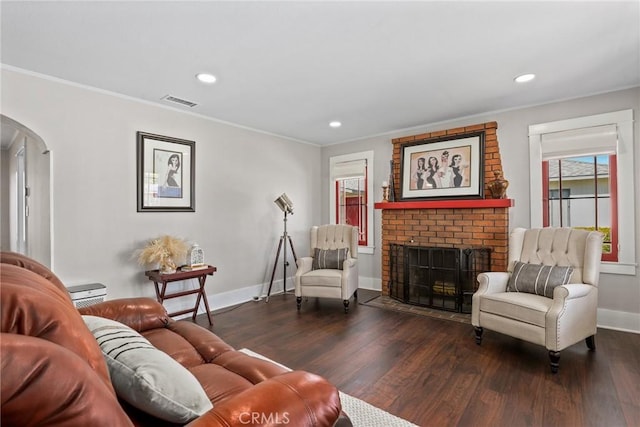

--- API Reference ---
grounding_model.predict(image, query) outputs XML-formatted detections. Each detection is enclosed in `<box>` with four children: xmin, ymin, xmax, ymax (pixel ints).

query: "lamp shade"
<box><xmin>274</xmin><ymin>193</ymin><xmax>294</xmax><ymax>215</ymax></box>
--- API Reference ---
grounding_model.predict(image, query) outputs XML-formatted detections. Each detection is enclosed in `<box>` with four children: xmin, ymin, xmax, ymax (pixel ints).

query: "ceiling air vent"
<box><xmin>161</xmin><ymin>95</ymin><xmax>198</xmax><ymax>108</ymax></box>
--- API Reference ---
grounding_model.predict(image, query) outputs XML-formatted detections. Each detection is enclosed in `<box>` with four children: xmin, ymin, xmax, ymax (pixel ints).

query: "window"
<box><xmin>330</xmin><ymin>151</ymin><xmax>374</xmax><ymax>254</ymax></box>
<box><xmin>529</xmin><ymin>110</ymin><xmax>635</xmax><ymax>275</ymax></box>
<box><xmin>542</xmin><ymin>155</ymin><xmax>618</xmax><ymax>261</ymax></box>
<box><xmin>336</xmin><ymin>176</ymin><xmax>367</xmax><ymax>245</ymax></box>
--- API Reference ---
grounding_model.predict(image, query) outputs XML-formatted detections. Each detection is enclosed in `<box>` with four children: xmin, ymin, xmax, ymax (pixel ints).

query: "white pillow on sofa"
<box><xmin>82</xmin><ymin>315</ymin><xmax>212</xmax><ymax>423</ymax></box>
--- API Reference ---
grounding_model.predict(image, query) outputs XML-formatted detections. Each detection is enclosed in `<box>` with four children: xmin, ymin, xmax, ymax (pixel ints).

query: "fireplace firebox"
<box><xmin>388</xmin><ymin>244</ymin><xmax>490</xmax><ymax>313</ymax></box>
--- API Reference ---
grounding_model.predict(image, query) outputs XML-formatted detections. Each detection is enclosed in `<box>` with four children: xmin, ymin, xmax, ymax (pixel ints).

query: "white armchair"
<box><xmin>472</xmin><ymin>227</ymin><xmax>603</xmax><ymax>373</ymax></box>
<box><xmin>295</xmin><ymin>224</ymin><xmax>359</xmax><ymax>313</ymax></box>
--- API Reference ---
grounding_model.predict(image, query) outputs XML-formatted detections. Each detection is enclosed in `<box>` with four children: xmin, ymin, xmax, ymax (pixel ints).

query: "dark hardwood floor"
<box><xmin>196</xmin><ymin>290</ymin><xmax>640</xmax><ymax>427</ymax></box>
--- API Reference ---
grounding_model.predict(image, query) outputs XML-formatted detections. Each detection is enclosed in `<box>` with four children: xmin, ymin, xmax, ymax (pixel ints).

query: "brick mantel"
<box><xmin>375</xmin><ymin>199</ymin><xmax>514</xmax><ymax>210</ymax></box>
<box><xmin>379</xmin><ymin>122</ymin><xmax>512</xmax><ymax>297</ymax></box>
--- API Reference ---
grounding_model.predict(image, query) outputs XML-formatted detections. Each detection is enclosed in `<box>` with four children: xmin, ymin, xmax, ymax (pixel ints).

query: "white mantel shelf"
<box><xmin>374</xmin><ymin>199</ymin><xmax>515</xmax><ymax>210</ymax></box>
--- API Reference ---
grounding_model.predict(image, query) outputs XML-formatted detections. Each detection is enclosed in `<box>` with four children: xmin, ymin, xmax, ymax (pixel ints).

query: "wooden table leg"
<box><xmin>190</xmin><ymin>276</ymin><xmax>213</xmax><ymax>325</ymax></box>
<box><xmin>145</xmin><ymin>266</ymin><xmax>217</xmax><ymax>325</ymax></box>
<box><xmin>198</xmin><ymin>275</ymin><xmax>213</xmax><ymax>325</ymax></box>
<box><xmin>153</xmin><ymin>281</ymin><xmax>162</xmax><ymax>302</ymax></box>
<box><xmin>192</xmin><ymin>286</ymin><xmax>203</xmax><ymax>322</ymax></box>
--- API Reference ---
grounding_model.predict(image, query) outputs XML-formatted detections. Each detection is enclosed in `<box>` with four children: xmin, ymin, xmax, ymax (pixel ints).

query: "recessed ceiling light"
<box><xmin>514</xmin><ymin>73</ymin><xmax>536</xmax><ymax>83</ymax></box>
<box><xmin>196</xmin><ymin>73</ymin><xmax>217</xmax><ymax>84</ymax></box>
<box><xmin>329</xmin><ymin>121</ymin><xmax>342</xmax><ymax>128</ymax></box>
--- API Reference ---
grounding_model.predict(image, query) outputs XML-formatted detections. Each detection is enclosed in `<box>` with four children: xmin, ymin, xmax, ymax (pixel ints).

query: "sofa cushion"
<box><xmin>83</xmin><ymin>315</ymin><xmax>213</xmax><ymax>423</ymax></box>
<box><xmin>507</xmin><ymin>261</ymin><xmax>573</xmax><ymax>298</ymax></box>
<box><xmin>312</xmin><ymin>248</ymin><xmax>349</xmax><ymax>270</ymax></box>
<box><xmin>0</xmin><ymin>264</ymin><xmax>114</xmax><ymax>395</ymax></box>
<box><xmin>0</xmin><ymin>333</ymin><xmax>133</xmax><ymax>427</ymax></box>
<box><xmin>300</xmin><ymin>269</ymin><xmax>343</xmax><ymax>287</ymax></box>
<box><xmin>479</xmin><ymin>292</ymin><xmax>552</xmax><ymax>327</ymax></box>
<box><xmin>0</xmin><ymin>251</ymin><xmax>68</xmax><ymax>299</ymax></box>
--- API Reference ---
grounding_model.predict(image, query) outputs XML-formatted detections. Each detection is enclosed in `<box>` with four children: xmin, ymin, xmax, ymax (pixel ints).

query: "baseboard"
<box><xmin>357</xmin><ymin>276</ymin><xmax>382</xmax><ymax>291</ymax></box>
<box><xmin>163</xmin><ymin>277</ymin><xmax>293</xmax><ymax>321</ymax></box>
<box><xmin>163</xmin><ymin>275</ymin><xmax>379</xmax><ymax>320</ymax></box>
<box><xmin>597</xmin><ymin>308</ymin><xmax>640</xmax><ymax>334</ymax></box>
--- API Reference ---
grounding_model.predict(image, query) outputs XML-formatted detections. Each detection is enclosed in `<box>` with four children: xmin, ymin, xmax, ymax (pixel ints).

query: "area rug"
<box><xmin>360</xmin><ymin>295</ymin><xmax>471</xmax><ymax>324</ymax></box>
<box><xmin>239</xmin><ymin>348</ymin><xmax>418</xmax><ymax>427</ymax></box>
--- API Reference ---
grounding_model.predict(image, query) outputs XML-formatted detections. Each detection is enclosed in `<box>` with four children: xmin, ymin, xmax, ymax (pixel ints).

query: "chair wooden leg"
<box><xmin>343</xmin><ymin>299</ymin><xmax>350</xmax><ymax>313</ymax></box>
<box><xmin>586</xmin><ymin>335</ymin><xmax>596</xmax><ymax>351</ymax></box>
<box><xmin>353</xmin><ymin>289</ymin><xmax>358</xmax><ymax>300</ymax></box>
<box><xmin>474</xmin><ymin>327</ymin><xmax>483</xmax><ymax>345</ymax></box>
<box><xmin>549</xmin><ymin>351</ymin><xmax>560</xmax><ymax>374</ymax></box>
<box><xmin>296</xmin><ymin>297</ymin><xmax>302</xmax><ymax>311</ymax></box>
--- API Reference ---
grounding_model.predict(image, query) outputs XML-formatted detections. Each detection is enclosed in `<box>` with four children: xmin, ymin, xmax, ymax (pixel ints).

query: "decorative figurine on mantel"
<box><xmin>488</xmin><ymin>169</ymin><xmax>509</xmax><ymax>199</ymax></box>
<box><xmin>382</xmin><ymin>181</ymin><xmax>390</xmax><ymax>202</ymax></box>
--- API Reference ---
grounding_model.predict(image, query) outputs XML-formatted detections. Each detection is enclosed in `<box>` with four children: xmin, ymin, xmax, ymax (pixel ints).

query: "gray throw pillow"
<box><xmin>312</xmin><ymin>248</ymin><xmax>349</xmax><ymax>270</ymax></box>
<box><xmin>507</xmin><ymin>261</ymin><xmax>574</xmax><ymax>298</ymax></box>
<box><xmin>82</xmin><ymin>315</ymin><xmax>213</xmax><ymax>423</ymax></box>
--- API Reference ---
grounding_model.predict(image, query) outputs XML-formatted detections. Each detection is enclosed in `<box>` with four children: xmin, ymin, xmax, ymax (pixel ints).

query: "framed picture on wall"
<box><xmin>136</xmin><ymin>131</ymin><xmax>195</xmax><ymax>212</ymax></box>
<box><xmin>400</xmin><ymin>131</ymin><xmax>485</xmax><ymax>200</ymax></box>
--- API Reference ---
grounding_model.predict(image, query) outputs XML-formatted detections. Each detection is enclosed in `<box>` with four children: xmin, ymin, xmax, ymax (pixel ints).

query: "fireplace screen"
<box><xmin>388</xmin><ymin>244</ymin><xmax>490</xmax><ymax>313</ymax></box>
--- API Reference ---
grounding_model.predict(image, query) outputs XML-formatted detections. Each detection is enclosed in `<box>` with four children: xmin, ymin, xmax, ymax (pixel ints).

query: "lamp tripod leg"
<box><xmin>287</xmin><ymin>234</ymin><xmax>298</xmax><ymax>263</ymax></box>
<box><xmin>281</xmin><ymin>233</ymin><xmax>298</xmax><ymax>295</ymax></box>
<box><xmin>266</xmin><ymin>236</ymin><xmax>285</xmax><ymax>302</ymax></box>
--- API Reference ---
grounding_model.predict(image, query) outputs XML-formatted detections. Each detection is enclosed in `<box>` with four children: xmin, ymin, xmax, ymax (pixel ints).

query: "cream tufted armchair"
<box><xmin>295</xmin><ymin>224</ymin><xmax>359</xmax><ymax>313</ymax></box>
<box><xmin>472</xmin><ymin>227</ymin><xmax>603</xmax><ymax>373</ymax></box>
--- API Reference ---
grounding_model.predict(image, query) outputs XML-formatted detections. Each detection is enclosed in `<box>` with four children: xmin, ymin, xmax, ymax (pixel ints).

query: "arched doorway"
<box><xmin>1</xmin><ymin>115</ymin><xmax>52</xmax><ymax>267</ymax></box>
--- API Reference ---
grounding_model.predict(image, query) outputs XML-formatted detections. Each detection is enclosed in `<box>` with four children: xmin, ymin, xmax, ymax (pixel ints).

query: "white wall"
<box><xmin>1</xmin><ymin>68</ymin><xmax>322</xmax><ymax>311</ymax></box>
<box><xmin>322</xmin><ymin>87</ymin><xmax>640</xmax><ymax>332</ymax></box>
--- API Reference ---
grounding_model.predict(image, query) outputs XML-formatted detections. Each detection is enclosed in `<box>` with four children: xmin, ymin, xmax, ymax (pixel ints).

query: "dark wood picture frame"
<box><xmin>137</xmin><ymin>131</ymin><xmax>195</xmax><ymax>212</ymax></box>
<box><xmin>400</xmin><ymin>131</ymin><xmax>485</xmax><ymax>200</ymax></box>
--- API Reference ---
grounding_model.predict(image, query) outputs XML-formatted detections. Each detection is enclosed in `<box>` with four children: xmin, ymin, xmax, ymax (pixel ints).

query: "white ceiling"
<box><xmin>1</xmin><ymin>1</ymin><xmax>639</xmax><ymax>146</ymax></box>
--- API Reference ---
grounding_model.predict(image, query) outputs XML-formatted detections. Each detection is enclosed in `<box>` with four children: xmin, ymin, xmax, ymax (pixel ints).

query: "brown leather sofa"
<box><xmin>1</xmin><ymin>251</ymin><xmax>347</xmax><ymax>426</ymax></box>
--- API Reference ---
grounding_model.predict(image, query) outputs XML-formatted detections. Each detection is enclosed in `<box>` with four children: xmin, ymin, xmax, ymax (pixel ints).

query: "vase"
<box><xmin>488</xmin><ymin>170</ymin><xmax>509</xmax><ymax>199</ymax></box>
<box><xmin>159</xmin><ymin>257</ymin><xmax>177</xmax><ymax>274</ymax></box>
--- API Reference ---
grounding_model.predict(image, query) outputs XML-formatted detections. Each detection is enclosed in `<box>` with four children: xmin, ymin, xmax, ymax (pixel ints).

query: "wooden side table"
<box><xmin>145</xmin><ymin>266</ymin><xmax>217</xmax><ymax>325</ymax></box>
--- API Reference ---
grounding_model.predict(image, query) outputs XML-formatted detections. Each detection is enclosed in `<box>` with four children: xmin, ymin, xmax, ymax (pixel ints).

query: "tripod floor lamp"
<box><xmin>266</xmin><ymin>193</ymin><xmax>298</xmax><ymax>302</ymax></box>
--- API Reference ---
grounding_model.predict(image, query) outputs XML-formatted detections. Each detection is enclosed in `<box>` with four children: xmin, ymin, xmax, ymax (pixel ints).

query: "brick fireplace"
<box><xmin>375</xmin><ymin>122</ymin><xmax>514</xmax><ymax>297</ymax></box>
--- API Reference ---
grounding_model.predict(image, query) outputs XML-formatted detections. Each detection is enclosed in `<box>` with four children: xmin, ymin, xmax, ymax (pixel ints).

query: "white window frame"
<box><xmin>529</xmin><ymin>109</ymin><xmax>636</xmax><ymax>275</ymax></box>
<box><xmin>329</xmin><ymin>151</ymin><xmax>374</xmax><ymax>255</ymax></box>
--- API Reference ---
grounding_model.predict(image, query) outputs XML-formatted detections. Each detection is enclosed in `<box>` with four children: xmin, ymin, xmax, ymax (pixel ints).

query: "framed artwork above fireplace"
<box><xmin>400</xmin><ymin>131</ymin><xmax>485</xmax><ymax>200</ymax></box>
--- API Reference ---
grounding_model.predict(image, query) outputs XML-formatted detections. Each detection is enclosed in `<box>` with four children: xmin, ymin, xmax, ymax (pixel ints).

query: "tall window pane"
<box><xmin>336</xmin><ymin>176</ymin><xmax>367</xmax><ymax>245</ymax></box>
<box><xmin>543</xmin><ymin>155</ymin><xmax>616</xmax><ymax>260</ymax></box>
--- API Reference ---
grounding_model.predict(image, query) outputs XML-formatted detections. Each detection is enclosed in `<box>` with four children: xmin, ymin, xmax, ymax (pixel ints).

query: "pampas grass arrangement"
<box><xmin>137</xmin><ymin>235</ymin><xmax>189</xmax><ymax>273</ymax></box>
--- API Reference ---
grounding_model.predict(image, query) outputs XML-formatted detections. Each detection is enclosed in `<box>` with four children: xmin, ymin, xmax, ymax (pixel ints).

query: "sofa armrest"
<box><xmin>186</xmin><ymin>371</ymin><xmax>342</xmax><ymax>427</ymax></box>
<box><xmin>78</xmin><ymin>297</ymin><xmax>170</xmax><ymax>332</ymax></box>
<box><xmin>343</xmin><ymin>257</ymin><xmax>357</xmax><ymax>269</ymax></box>
<box><xmin>472</xmin><ymin>272</ymin><xmax>510</xmax><ymax>327</ymax></box>
<box><xmin>296</xmin><ymin>257</ymin><xmax>314</xmax><ymax>275</ymax></box>
<box><xmin>476</xmin><ymin>272</ymin><xmax>510</xmax><ymax>294</ymax></box>
<box><xmin>553</xmin><ymin>283</ymin><xmax>593</xmax><ymax>300</ymax></box>
<box><xmin>546</xmin><ymin>284</ymin><xmax>598</xmax><ymax>351</ymax></box>
<box><xmin>341</xmin><ymin>258</ymin><xmax>359</xmax><ymax>300</ymax></box>
<box><xmin>295</xmin><ymin>257</ymin><xmax>314</xmax><ymax>295</ymax></box>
